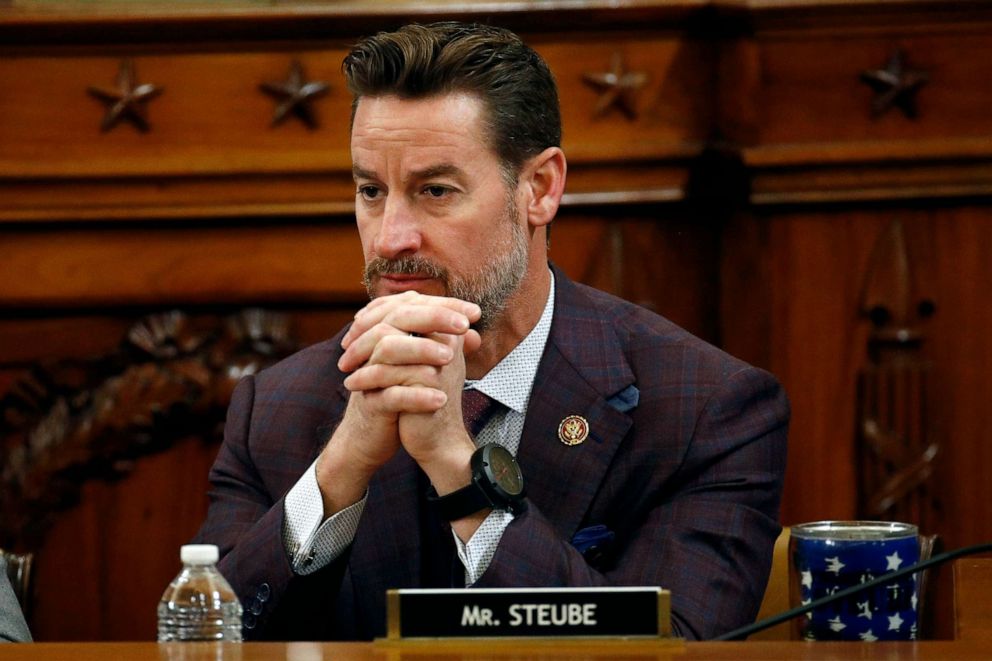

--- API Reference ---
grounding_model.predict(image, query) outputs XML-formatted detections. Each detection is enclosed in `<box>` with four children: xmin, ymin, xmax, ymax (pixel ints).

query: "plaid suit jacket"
<box><xmin>0</xmin><ymin>557</ymin><xmax>31</xmax><ymax>642</ymax></box>
<box><xmin>194</xmin><ymin>264</ymin><xmax>789</xmax><ymax>641</ymax></box>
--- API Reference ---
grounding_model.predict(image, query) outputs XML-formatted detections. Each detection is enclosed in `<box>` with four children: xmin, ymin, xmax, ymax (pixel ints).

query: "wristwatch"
<box><xmin>427</xmin><ymin>444</ymin><xmax>526</xmax><ymax>521</ymax></box>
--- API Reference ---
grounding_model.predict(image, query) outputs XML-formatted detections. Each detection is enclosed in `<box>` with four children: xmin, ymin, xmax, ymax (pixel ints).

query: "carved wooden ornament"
<box><xmin>259</xmin><ymin>60</ymin><xmax>330</xmax><ymax>129</ymax></box>
<box><xmin>859</xmin><ymin>50</ymin><xmax>929</xmax><ymax>119</ymax></box>
<box><xmin>0</xmin><ymin>309</ymin><xmax>297</xmax><ymax>548</ymax></box>
<box><xmin>86</xmin><ymin>59</ymin><xmax>163</xmax><ymax>133</ymax></box>
<box><xmin>856</xmin><ymin>220</ymin><xmax>939</xmax><ymax>531</ymax></box>
<box><xmin>582</xmin><ymin>52</ymin><xmax>648</xmax><ymax>120</ymax></box>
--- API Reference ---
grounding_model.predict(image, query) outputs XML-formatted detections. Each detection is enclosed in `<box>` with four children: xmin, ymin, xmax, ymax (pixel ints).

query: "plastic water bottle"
<box><xmin>157</xmin><ymin>544</ymin><xmax>243</xmax><ymax>642</ymax></box>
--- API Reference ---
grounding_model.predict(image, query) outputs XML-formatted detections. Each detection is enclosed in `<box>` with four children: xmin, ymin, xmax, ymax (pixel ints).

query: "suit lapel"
<box><xmin>518</xmin><ymin>266</ymin><xmax>635</xmax><ymax>539</ymax></box>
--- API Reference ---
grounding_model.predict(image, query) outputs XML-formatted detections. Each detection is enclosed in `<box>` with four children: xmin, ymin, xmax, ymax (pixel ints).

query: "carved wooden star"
<box><xmin>87</xmin><ymin>59</ymin><xmax>163</xmax><ymax>133</ymax></box>
<box><xmin>859</xmin><ymin>50</ymin><xmax>929</xmax><ymax>119</ymax></box>
<box><xmin>260</xmin><ymin>60</ymin><xmax>330</xmax><ymax>129</ymax></box>
<box><xmin>582</xmin><ymin>52</ymin><xmax>648</xmax><ymax>120</ymax></box>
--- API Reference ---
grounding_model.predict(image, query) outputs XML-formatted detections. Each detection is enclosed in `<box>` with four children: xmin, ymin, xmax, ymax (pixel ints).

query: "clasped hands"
<box><xmin>317</xmin><ymin>291</ymin><xmax>483</xmax><ymax>516</ymax></box>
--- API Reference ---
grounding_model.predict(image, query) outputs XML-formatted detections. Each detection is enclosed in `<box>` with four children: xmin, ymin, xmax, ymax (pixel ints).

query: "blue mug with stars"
<box><xmin>790</xmin><ymin>521</ymin><xmax>920</xmax><ymax>641</ymax></box>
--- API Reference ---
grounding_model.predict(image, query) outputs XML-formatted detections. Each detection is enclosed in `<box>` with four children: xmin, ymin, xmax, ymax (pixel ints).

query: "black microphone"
<box><xmin>715</xmin><ymin>541</ymin><xmax>992</xmax><ymax>641</ymax></box>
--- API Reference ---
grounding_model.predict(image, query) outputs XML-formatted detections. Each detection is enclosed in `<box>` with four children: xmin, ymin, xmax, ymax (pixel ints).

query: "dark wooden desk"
<box><xmin>955</xmin><ymin>557</ymin><xmax>992</xmax><ymax>641</ymax></box>
<box><xmin>3</xmin><ymin>641</ymin><xmax>992</xmax><ymax>661</ymax></box>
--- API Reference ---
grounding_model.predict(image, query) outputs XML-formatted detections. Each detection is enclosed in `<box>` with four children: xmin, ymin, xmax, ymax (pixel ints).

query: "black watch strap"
<box><xmin>427</xmin><ymin>444</ymin><xmax>525</xmax><ymax>521</ymax></box>
<box><xmin>426</xmin><ymin>483</ymin><xmax>491</xmax><ymax>521</ymax></box>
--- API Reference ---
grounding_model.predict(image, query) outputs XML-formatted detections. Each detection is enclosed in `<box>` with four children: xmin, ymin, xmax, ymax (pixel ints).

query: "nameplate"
<box><xmin>385</xmin><ymin>587</ymin><xmax>670</xmax><ymax>640</ymax></box>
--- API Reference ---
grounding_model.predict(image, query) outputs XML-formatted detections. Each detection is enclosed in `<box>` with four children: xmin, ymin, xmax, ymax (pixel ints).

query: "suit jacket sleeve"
<box><xmin>193</xmin><ymin>374</ymin><xmax>347</xmax><ymax>639</ymax></box>
<box><xmin>0</xmin><ymin>557</ymin><xmax>31</xmax><ymax>643</ymax></box>
<box><xmin>475</xmin><ymin>363</ymin><xmax>789</xmax><ymax>641</ymax></box>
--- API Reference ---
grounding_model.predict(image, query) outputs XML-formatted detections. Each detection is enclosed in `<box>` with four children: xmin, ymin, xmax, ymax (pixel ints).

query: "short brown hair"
<box><xmin>343</xmin><ymin>22</ymin><xmax>561</xmax><ymax>181</ymax></box>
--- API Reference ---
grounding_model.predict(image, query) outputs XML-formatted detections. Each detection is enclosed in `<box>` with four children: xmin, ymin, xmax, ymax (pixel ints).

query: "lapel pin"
<box><xmin>558</xmin><ymin>415</ymin><xmax>589</xmax><ymax>446</ymax></box>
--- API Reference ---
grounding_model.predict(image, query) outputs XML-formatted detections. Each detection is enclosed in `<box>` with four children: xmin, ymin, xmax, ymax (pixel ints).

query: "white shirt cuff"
<box><xmin>453</xmin><ymin>509</ymin><xmax>515</xmax><ymax>586</ymax></box>
<box><xmin>282</xmin><ymin>459</ymin><xmax>366</xmax><ymax>575</ymax></box>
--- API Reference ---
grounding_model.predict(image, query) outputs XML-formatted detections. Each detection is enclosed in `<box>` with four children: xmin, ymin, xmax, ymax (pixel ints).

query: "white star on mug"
<box><xmin>828</xmin><ymin>616</ymin><xmax>846</xmax><ymax>632</ymax></box>
<box><xmin>825</xmin><ymin>556</ymin><xmax>846</xmax><ymax>574</ymax></box>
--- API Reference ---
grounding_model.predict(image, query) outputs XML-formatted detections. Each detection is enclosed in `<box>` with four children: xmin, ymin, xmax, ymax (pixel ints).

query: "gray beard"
<box><xmin>362</xmin><ymin>207</ymin><xmax>529</xmax><ymax>332</ymax></box>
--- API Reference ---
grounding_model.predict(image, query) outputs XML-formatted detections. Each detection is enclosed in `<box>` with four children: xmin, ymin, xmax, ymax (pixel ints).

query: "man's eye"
<box><xmin>358</xmin><ymin>185</ymin><xmax>381</xmax><ymax>200</ymax></box>
<box><xmin>424</xmin><ymin>185</ymin><xmax>449</xmax><ymax>198</ymax></box>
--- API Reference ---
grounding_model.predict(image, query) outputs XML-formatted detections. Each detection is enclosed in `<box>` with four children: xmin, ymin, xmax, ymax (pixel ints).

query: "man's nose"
<box><xmin>374</xmin><ymin>195</ymin><xmax>421</xmax><ymax>258</ymax></box>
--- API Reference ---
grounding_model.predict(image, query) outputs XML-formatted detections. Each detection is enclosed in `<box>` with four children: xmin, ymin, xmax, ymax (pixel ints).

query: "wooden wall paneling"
<box><xmin>723</xmin><ymin>5</ymin><xmax>992</xmax><ymax>640</ymax></box>
<box><xmin>29</xmin><ymin>435</ymin><xmax>219</xmax><ymax>640</ymax></box>
<box><xmin>0</xmin><ymin>48</ymin><xmax>354</xmax><ymax>178</ymax></box>
<box><xmin>543</xmin><ymin>32</ymin><xmax>715</xmax><ymax>162</ymax></box>
<box><xmin>754</xmin><ymin>32</ymin><xmax>992</xmax><ymax>145</ymax></box>
<box><xmin>551</xmin><ymin>207</ymin><xmax>719</xmax><ymax>343</ymax></box>
<box><xmin>0</xmin><ymin>310</ymin><xmax>359</xmax><ymax>374</ymax></box>
<box><xmin>0</xmin><ymin>306</ymin><xmax>318</xmax><ymax>640</ymax></box>
<box><xmin>953</xmin><ymin>558</ymin><xmax>992</xmax><ymax>641</ymax></box>
<box><xmin>742</xmin><ymin>14</ymin><xmax>992</xmax><ymax>148</ymax></box>
<box><xmin>617</xmin><ymin>214</ymin><xmax>720</xmax><ymax>342</ymax></box>
<box><xmin>0</xmin><ymin>306</ymin><xmax>358</xmax><ymax>642</ymax></box>
<box><xmin>0</xmin><ymin>317</ymin><xmax>155</xmax><ymax>366</ymax></box>
<box><xmin>0</xmin><ymin>174</ymin><xmax>359</xmax><ymax>223</ymax></box>
<box><xmin>719</xmin><ymin>212</ymin><xmax>774</xmax><ymax>370</ymax></box>
<box><xmin>0</xmin><ymin>29</ymin><xmax>710</xmax><ymax>222</ymax></box>
<box><xmin>751</xmin><ymin>208</ymin><xmax>958</xmax><ymax>533</ymax></box>
<box><xmin>0</xmin><ymin>220</ymin><xmax>366</xmax><ymax>308</ymax></box>
<box><xmin>727</xmin><ymin>202</ymin><xmax>992</xmax><ymax>639</ymax></box>
<box><xmin>926</xmin><ymin>206</ymin><xmax>992</xmax><ymax>551</ymax></box>
<box><xmin>0</xmin><ymin>309</ymin><xmax>298</xmax><ymax>534</ymax></box>
<box><xmin>0</xmin><ymin>1</ymin><xmax>714</xmax><ymax>46</ymax></box>
<box><xmin>732</xmin><ymin>209</ymin><xmax>895</xmax><ymax>526</ymax></box>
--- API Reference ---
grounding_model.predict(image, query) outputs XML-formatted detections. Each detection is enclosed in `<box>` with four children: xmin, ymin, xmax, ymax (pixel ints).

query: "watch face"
<box><xmin>484</xmin><ymin>445</ymin><xmax>524</xmax><ymax>497</ymax></box>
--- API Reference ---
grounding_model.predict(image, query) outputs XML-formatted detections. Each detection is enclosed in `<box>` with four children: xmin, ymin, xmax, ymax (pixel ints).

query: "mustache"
<box><xmin>363</xmin><ymin>256</ymin><xmax>447</xmax><ymax>292</ymax></box>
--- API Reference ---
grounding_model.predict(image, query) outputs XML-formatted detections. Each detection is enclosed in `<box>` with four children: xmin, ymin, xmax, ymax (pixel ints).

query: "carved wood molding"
<box><xmin>259</xmin><ymin>59</ymin><xmax>330</xmax><ymax>129</ymax></box>
<box><xmin>581</xmin><ymin>52</ymin><xmax>648</xmax><ymax>120</ymax></box>
<box><xmin>0</xmin><ymin>309</ymin><xmax>298</xmax><ymax>548</ymax></box>
<box><xmin>746</xmin><ymin>153</ymin><xmax>992</xmax><ymax>206</ymax></box>
<box><xmin>860</xmin><ymin>50</ymin><xmax>929</xmax><ymax>120</ymax></box>
<box><xmin>86</xmin><ymin>59</ymin><xmax>164</xmax><ymax>133</ymax></box>
<box><xmin>856</xmin><ymin>219</ymin><xmax>939</xmax><ymax>530</ymax></box>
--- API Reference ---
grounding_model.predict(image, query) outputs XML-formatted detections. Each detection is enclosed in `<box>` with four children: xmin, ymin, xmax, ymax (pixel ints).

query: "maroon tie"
<box><xmin>461</xmin><ymin>389</ymin><xmax>502</xmax><ymax>438</ymax></box>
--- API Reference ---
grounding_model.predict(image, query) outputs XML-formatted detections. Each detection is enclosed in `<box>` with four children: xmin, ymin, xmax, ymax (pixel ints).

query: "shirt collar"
<box><xmin>464</xmin><ymin>269</ymin><xmax>555</xmax><ymax>415</ymax></box>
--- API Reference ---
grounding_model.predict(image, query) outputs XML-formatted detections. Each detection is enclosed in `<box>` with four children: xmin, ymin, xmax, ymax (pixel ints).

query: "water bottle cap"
<box><xmin>180</xmin><ymin>544</ymin><xmax>219</xmax><ymax>565</ymax></box>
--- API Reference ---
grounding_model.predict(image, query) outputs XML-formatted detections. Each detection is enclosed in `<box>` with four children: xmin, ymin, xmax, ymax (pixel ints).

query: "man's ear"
<box><xmin>522</xmin><ymin>147</ymin><xmax>566</xmax><ymax>229</ymax></box>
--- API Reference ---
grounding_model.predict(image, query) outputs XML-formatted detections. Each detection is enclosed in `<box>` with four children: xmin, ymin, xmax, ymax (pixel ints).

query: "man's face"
<box><xmin>351</xmin><ymin>93</ymin><xmax>530</xmax><ymax>331</ymax></box>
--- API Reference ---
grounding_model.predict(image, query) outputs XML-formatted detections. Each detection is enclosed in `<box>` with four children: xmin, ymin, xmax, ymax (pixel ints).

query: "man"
<box><xmin>194</xmin><ymin>22</ymin><xmax>789</xmax><ymax>641</ymax></box>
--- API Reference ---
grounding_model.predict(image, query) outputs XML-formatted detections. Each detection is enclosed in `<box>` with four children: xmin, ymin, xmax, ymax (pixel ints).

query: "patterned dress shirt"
<box><xmin>281</xmin><ymin>272</ymin><xmax>555</xmax><ymax>584</ymax></box>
